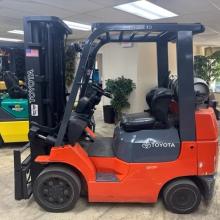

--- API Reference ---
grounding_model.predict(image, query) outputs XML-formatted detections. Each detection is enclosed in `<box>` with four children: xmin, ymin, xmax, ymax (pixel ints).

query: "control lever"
<box><xmin>37</xmin><ymin>134</ymin><xmax>56</xmax><ymax>145</ymax></box>
<box><xmin>91</xmin><ymin>83</ymin><xmax>112</xmax><ymax>98</ymax></box>
<box><xmin>104</xmin><ymin>91</ymin><xmax>112</xmax><ymax>99</ymax></box>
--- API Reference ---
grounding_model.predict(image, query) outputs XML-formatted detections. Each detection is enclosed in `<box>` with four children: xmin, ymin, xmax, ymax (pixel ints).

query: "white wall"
<box><xmin>99</xmin><ymin>43</ymin><xmax>138</xmax><ymax>112</ymax></box>
<box><xmin>136</xmin><ymin>43</ymin><xmax>157</xmax><ymax>112</ymax></box>
<box><xmin>99</xmin><ymin>42</ymin><xmax>203</xmax><ymax>113</ymax></box>
<box><xmin>168</xmin><ymin>43</ymin><xmax>177</xmax><ymax>74</ymax></box>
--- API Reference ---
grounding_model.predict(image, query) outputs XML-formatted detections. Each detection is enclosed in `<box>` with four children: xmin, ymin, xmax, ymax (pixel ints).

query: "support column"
<box><xmin>176</xmin><ymin>31</ymin><xmax>195</xmax><ymax>141</ymax></box>
<box><xmin>157</xmin><ymin>40</ymin><xmax>169</xmax><ymax>87</ymax></box>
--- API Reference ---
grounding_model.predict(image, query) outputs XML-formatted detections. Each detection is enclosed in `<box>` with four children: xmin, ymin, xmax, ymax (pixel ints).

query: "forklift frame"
<box><xmin>14</xmin><ymin>16</ymin><xmax>206</xmax><ymax>201</ymax></box>
<box><xmin>56</xmin><ymin>22</ymin><xmax>204</xmax><ymax>146</ymax></box>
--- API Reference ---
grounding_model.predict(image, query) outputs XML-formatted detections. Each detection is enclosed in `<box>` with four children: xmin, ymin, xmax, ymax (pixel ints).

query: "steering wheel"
<box><xmin>91</xmin><ymin>83</ymin><xmax>112</xmax><ymax>98</ymax></box>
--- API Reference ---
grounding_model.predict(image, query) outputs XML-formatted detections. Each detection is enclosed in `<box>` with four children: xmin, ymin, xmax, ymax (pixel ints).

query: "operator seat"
<box><xmin>121</xmin><ymin>88</ymin><xmax>172</xmax><ymax>132</ymax></box>
<box><xmin>3</xmin><ymin>71</ymin><xmax>27</xmax><ymax>99</ymax></box>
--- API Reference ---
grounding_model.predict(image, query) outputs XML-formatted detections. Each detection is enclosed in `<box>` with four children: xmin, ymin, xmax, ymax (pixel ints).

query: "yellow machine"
<box><xmin>0</xmin><ymin>121</ymin><xmax>28</xmax><ymax>144</ymax></box>
<box><xmin>0</xmin><ymin>78</ymin><xmax>28</xmax><ymax>146</ymax></box>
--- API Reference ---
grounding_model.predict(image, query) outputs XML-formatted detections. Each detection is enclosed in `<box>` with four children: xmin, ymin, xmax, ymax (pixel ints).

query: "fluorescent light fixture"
<box><xmin>63</xmin><ymin>20</ymin><xmax>91</xmax><ymax>31</ymax></box>
<box><xmin>0</xmin><ymin>37</ymin><xmax>22</xmax><ymax>42</ymax></box>
<box><xmin>8</xmin><ymin>30</ymin><xmax>24</xmax><ymax>35</ymax></box>
<box><xmin>114</xmin><ymin>0</ymin><xmax>178</xmax><ymax>20</ymax></box>
<box><xmin>8</xmin><ymin>22</ymin><xmax>91</xmax><ymax>34</ymax></box>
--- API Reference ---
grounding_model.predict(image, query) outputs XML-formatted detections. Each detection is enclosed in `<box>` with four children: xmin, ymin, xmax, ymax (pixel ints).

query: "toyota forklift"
<box><xmin>14</xmin><ymin>16</ymin><xmax>218</xmax><ymax>214</ymax></box>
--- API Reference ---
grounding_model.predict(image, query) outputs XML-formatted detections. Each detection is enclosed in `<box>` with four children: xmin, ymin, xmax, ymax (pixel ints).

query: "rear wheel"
<box><xmin>163</xmin><ymin>179</ymin><xmax>201</xmax><ymax>214</ymax></box>
<box><xmin>33</xmin><ymin>165</ymin><xmax>81</xmax><ymax>212</ymax></box>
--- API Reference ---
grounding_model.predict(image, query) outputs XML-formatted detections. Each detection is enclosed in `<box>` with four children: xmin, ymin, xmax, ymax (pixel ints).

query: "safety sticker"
<box><xmin>31</xmin><ymin>104</ymin><xmax>38</xmax><ymax>116</ymax></box>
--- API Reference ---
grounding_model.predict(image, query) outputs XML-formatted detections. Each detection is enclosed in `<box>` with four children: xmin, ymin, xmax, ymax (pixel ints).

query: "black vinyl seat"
<box><xmin>121</xmin><ymin>88</ymin><xmax>172</xmax><ymax>132</ymax></box>
<box><xmin>121</xmin><ymin>112</ymin><xmax>155</xmax><ymax>132</ymax></box>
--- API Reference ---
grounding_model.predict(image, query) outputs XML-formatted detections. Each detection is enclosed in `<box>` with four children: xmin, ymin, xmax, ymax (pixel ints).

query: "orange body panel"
<box><xmin>36</xmin><ymin>141</ymin><xmax>197</xmax><ymax>203</ymax></box>
<box><xmin>195</xmin><ymin>108</ymin><xmax>219</xmax><ymax>175</ymax></box>
<box><xmin>35</xmin><ymin>107</ymin><xmax>218</xmax><ymax>203</ymax></box>
<box><xmin>35</xmin><ymin>144</ymin><xmax>96</xmax><ymax>181</ymax></box>
<box><xmin>195</xmin><ymin>108</ymin><xmax>218</xmax><ymax>141</ymax></box>
<box><xmin>88</xmin><ymin>141</ymin><xmax>197</xmax><ymax>203</ymax></box>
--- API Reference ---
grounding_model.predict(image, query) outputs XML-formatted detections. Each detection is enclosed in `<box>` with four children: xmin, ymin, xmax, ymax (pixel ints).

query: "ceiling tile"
<box><xmin>89</xmin><ymin>0</ymin><xmax>134</xmax><ymax>7</ymax></box>
<box><xmin>149</xmin><ymin>0</ymin><xmax>214</xmax><ymax>15</ymax></box>
<box><xmin>31</xmin><ymin>0</ymin><xmax>104</xmax><ymax>14</ymax></box>
<box><xmin>0</xmin><ymin>0</ymin><xmax>219</xmax><ymax>45</ymax></box>
<box><xmin>86</xmin><ymin>8</ymin><xmax>148</xmax><ymax>22</ymax></box>
<box><xmin>0</xmin><ymin>0</ymin><xmax>76</xmax><ymax>18</ymax></box>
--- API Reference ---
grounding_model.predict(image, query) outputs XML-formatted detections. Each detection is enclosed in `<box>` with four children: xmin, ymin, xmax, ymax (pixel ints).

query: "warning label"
<box><xmin>31</xmin><ymin>104</ymin><xmax>38</xmax><ymax>116</ymax></box>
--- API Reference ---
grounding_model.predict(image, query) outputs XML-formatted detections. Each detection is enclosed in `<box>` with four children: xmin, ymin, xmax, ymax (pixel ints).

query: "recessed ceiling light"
<box><xmin>0</xmin><ymin>37</ymin><xmax>23</xmax><ymax>42</ymax></box>
<box><xmin>114</xmin><ymin>0</ymin><xmax>178</xmax><ymax>20</ymax></box>
<box><xmin>63</xmin><ymin>20</ymin><xmax>91</xmax><ymax>31</ymax></box>
<box><xmin>8</xmin><ymin>30</ymin><xmax>24</xmax><ymax>35</ymax></box>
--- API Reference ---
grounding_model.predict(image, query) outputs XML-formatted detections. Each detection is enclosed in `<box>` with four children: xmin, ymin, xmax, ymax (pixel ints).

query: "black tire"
<box><xmin>33</xmin><ymin>165</ymin><xmax>81</xmax><ymax>212</ymax></box>
<box><xmin>163</xmin><ymin>179</ymin><xmax>201</xmax><ymax>214</ymax></box>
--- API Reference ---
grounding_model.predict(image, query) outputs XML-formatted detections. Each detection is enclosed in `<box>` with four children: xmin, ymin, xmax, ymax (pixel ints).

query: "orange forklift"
<box><xmin>14</xmin><ymin>16</ymin><xmax>218</xmax><ymax>214</ymax></box>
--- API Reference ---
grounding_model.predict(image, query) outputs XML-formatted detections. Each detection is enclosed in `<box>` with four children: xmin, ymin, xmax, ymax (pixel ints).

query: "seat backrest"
<box><xmin>149</xmin><ymin>88</ymin><xmax>173</xmax><ymax>124</ymax></box>
<box><xmin>146</xmin><ymin>87</ymin><xmax>157</xmax><ymax>108</ymax></box>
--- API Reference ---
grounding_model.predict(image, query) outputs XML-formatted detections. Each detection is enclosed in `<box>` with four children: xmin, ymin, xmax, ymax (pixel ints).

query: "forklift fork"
<box><xmin>14</xmin><ymin>143</ymin><xmax>32</xmax><ymax>200</ymax></box>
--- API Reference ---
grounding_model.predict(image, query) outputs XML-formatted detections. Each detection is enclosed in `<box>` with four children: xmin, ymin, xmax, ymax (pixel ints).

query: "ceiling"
<box><xmin>0</xmin><ymin>0</ymin><xmax>220</xmax><ymax>46</ymax></box>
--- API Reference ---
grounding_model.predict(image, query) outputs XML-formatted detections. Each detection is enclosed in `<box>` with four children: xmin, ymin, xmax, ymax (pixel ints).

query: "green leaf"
<box><xmin>194</xmin><ymin>54</ymin><xmax>220</xmax><ymax>85</ymax></box>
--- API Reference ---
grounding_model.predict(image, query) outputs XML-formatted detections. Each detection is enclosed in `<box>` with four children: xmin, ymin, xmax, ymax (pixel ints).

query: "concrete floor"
<box><xmin>0</xmin><ymin>113</ymin><xmax>220</xmax><ymax>220</ymax></box>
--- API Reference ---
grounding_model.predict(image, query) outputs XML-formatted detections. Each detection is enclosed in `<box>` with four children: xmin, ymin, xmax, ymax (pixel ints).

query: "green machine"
<box><xmin>0</xmin><ymin>94</ymin><xmax>28</xmax><ymax>119</ymax></box>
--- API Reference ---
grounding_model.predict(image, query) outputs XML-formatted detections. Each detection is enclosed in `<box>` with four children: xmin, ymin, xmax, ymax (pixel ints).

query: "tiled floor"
<box><xmin>0</xmin><ymin>111</ymin><xmax>219</xmax><ymax>220</ymax></box>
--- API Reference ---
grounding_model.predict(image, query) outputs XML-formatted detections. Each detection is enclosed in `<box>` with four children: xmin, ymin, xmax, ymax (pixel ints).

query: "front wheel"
<box><xmin>163</xmin><ymin>179</ymin><xmax>201</xmax><ymax>214</ymax></box>
<box><xmin>33</xmin><ymin>165</ymin><xmax>81</xmax><ymax>212</ymax></box>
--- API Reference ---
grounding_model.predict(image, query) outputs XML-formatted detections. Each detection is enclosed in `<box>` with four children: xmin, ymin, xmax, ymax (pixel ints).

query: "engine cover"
<box><xmin>113</xmin><ymin>126</ymin><xmax>180</xmax><ymax>163</ymax></box>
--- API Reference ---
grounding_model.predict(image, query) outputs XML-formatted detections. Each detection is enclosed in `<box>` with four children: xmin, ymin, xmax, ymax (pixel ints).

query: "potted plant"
<box><xmin>194</xmin><ymin>51</ymin><xmax>220</xmax><ymax>86</ymax></box>
<box><xmin>194</xmin><ymin>51</ymin><xmax>220</xmax><ymax>119</ymax></box>
<box><xmin>104</xmin><ymin>76</ymin><xmax>136</xmax><ymax>123</ymax></box>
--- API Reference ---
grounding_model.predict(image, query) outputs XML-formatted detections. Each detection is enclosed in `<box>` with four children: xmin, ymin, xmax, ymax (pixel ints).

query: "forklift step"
<box><xmin>96</xmin><ymin>172</ymin><xmax>119</xmax><ymax>182</ymax></box>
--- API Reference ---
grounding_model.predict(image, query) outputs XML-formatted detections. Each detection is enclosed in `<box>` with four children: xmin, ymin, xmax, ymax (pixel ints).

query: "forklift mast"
<box><xmin>24</xmin><ymin>16</ymin><xmax>72</xmax><ymax>128</ymax></box>
<box><xmin>17</xmin><ymin>17</ymin><xmax>72</xmax><ymax>193</ymax></box>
